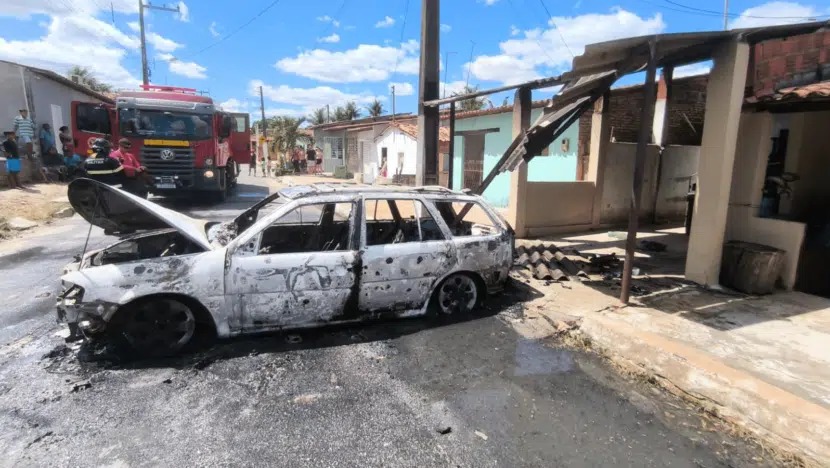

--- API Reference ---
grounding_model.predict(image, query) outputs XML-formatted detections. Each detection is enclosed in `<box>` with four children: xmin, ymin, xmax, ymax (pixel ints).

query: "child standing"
<box><xmin>3</xmin><ymin>131</ymin><xmax>22</xmax><ymax>189</ymax></box>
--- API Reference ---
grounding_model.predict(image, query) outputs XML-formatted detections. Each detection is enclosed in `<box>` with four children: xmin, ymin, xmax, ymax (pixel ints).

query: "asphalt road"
<box><xmin>0</xmin><ymin>174</ymin><xmax>772</xmax><ymax>467</ymax></box>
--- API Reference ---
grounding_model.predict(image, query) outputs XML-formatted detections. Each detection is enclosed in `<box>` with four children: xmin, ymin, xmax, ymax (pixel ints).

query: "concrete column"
<box><xmin>652</xmin><ymin>67</ymin><xmax>673</xmax><ymax>146</ymax></box>
<box><xmin>587</xmin><ymin>91</ymin><xmax>611</xmax><ymax>227</ymax></box>
<box><xmin>685</xmin><ymin>40</ymin><xmax>750</xmax><ymax>286</ymax></box>
<box><xmin>507</xmin><ymin>87</ymin><xmax>532</xmax><ymax>237</ymax></box>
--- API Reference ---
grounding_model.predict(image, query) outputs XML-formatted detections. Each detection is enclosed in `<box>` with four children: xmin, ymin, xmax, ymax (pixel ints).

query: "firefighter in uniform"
<box><xmin>80</xmin><ymin>138</ymin><xmax>125</xmax><ymax>186</ymax></box>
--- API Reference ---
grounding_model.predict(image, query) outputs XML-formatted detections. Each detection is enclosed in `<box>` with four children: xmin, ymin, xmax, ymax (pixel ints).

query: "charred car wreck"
<box><xmin>58</xmin><ymin>179</ymin><xmax>514</xmax><ymax>355</ymax></box>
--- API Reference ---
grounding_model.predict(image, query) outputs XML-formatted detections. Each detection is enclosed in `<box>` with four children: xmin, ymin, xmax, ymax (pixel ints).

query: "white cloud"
<box><xmin>316</xmin><ymin>15</ymin><xmax>341</xmax><ymax>27</ymax></box>
<box><xmin>159</xmin><ymin>53</ymin><xmax>207</xmax><ymax>79</ymax></box>
<box><xmin>389</xmin><ymin>82</ymin><xmax>414</xmax><ymax>96</ymax></box>
<box><xmin>510</xmin><ymin>25</ymin><xmax>520</xmax><ymax>36</ymax></box>
<box><xmin>375</xmin><ymin>16</ymin><xmax>395</xmax><ymax>28</ymax></box>
<box><xmin>147</xmin><ymin>32</ymin><xmax>182</xmax><ymax>52</ymax></box>
<box><xmin>674</xmin><ymin>62</ymin><xmax>711</xmax><ymax>78</ymax></box>
<box><xmin>127</xmin><ymin>21</ymin><xmax>140</xmax><ymax>32</ymax></box>
<box><xmin>481</xmin><ymin>0</ymin><xmax>500</xmax><ymax>5</ymax></box>
<box><xmin>209</xmin><ymin>21</ymin><xmax>220</xmax><ymax>38</ymax></box>
<box><xmin>729</xmin><ymin>2</ymin><xmax>824</xmax><ymax>29</ymax></box>
<box><xmin>251</xmin><ymin>80</ymin><xmax>383</xmax><ymax>115</ymax></box>
<box><xmin>440</xmin><ymin>23</ymin><xmax>451</xmax><ymax>33</ymax></box>
<box><xmin>1</xmin><ymin>0</ymin><xmax>137</xmax><ymax>18</ymax></box>
<box><xmin>470</xmin><ymin>8</ymin><xmax>665</xmax><ymax>85</ymax></box>
<box><xmin>442</xmin><ymin>80</ymin><xmax>469</xmax><ymax>97</ymax></box>
<box><xmin>275</xmin><ymin>40</ymin><xmax>420</xmax><ymax>83</ymax></box>
<box><xmin>317</xmin><ymin>33</ymin><xmax>340</xmax><ymax>44</ymax></box>
<box><xmin>0</xmin><ymin>13</ymin><xmax>140</xmax><ymax>88</ymax></box>
<box><xmin>176</xmin><ymin>1</ymin><xmax>189</xmax><ymax>22</ymax></box>
<box><xmin>219</xmin><ymin>98</ymin><xmax>248</xmax><ymax>112</ymax></box>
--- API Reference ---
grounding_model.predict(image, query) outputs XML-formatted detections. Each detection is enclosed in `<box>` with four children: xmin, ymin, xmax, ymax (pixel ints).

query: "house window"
<box><xmin>322</xmin><ymin>136</ymin><xmax>344</xmax><ymax>160</ymax></box>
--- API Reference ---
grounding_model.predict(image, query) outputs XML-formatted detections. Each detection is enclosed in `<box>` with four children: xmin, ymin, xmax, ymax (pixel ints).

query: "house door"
<box><xmin>462</xmin><ymin>134</ymin><xmax>485</xmax><ymax>190</ymax></box>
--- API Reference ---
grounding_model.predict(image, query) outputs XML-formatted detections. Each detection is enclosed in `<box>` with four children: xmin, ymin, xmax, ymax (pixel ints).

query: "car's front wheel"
<box><xmin>432</xmin><ymin>273</ymin><xmax>481</xmax><ymax>316</ymax></box>
<box><xmin>111</xmin><ymin>298</ymin><xmax>197</xmax><ymax>357</ymax></box>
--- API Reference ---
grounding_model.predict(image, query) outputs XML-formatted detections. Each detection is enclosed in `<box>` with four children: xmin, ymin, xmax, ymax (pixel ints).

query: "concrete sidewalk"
<box><xmin>519</xmin><ymin>266</ymin><xmax>830</xmax><ymax>465</ymax></box>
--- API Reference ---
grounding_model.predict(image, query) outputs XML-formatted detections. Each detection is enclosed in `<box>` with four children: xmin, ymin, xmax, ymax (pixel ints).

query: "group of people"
<box><xmin>248</xmin><ymin>145</ymin><xmax>323</xmax><ymax>177</ymax></box>
<box><xmin>2</xmin><ymin>108</ymin><xmax>146</xmax><ymax>194</ymax></box>
<box><xmin>2</xmin><ymin>109</ymin><xmax>85</xmax><ymax>189</ymax></box>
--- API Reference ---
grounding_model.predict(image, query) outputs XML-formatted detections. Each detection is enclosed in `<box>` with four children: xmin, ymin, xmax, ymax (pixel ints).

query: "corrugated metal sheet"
<box><xmin>514</xmin><ymin>242</ymin><xmax>622</xmax><ymax>281</ymax></box>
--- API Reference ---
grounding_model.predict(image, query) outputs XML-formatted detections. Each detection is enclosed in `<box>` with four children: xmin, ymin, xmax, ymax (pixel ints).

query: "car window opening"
<box><xmin>258</xmin><ymin>202</ymin><xmax>353</xmax><ymax>255</ymax></box>
<box><xmin>365</xmin><ymin>199</ymin><xmax>444</xmax><ymax>246</ymax></box>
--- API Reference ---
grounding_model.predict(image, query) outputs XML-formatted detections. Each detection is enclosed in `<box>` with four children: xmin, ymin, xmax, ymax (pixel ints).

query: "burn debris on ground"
<box><xmin>514</xmin><ymin>243</ymin><xmax>620</xmax><ymax>281</ymax></box>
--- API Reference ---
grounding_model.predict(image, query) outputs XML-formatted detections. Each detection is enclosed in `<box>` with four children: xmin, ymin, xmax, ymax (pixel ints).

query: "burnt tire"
<box><xmin>429</xmin><ymin>273</ymin><xmax>482</xmax><ymax>317</ymax></box>
<box><xmin>110</xmin><ymin>298</ymin><xmax>197</xmax><ymax>357</ymax></box>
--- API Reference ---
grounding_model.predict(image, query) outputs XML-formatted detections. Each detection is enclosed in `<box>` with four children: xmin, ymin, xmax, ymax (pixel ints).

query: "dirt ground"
<box><xmin>0</xmin><ymin>183</ymin><xmax>70</xmax><ymax>239</ymax></box>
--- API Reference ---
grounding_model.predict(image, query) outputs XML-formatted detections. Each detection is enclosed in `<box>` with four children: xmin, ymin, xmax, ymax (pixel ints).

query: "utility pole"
<box><xmin>391</xmin><ymin>85</ymin><xmax>396</xmax><ymax>120</ymax></box>
<box><xmin>723</xmin><ymin>0</ymin><xmax>729</xmax><ymax>29</ymax></box>
<box><xmin>326</xmin><ymin>104</ymin><xmax>330</xmax><ymax>122</ymax></box>
<box><xmin>139</xmin><ymin>0</ymin><xmax>180</xmax><ymax>86</ymax></box>
<box><xmin>442</xmin><ymin>51</ymin><xmax>456</xmax><ymax>98</ymax></box>
<box><xmin>416</xmin><ymin>0</ymin><xmax>440</xmax><ymax>186</ymax></box>
<box><xmin>259</xmin><ymin>86</ymin><xmax>269</xmax><ymax>162</ymax></box>
<box><xmin>465</xmin><ymin>41</ymin><xmax>475</xmax><ymax>88</ymax></box>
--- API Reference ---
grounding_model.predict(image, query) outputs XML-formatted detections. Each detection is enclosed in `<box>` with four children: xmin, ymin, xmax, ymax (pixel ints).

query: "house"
<box><xmin>0</xmin><ymin>60</ymin><xmax>113</xmax><ymax>184</ymax></box>
<box><xmin>310</xmin><ymin>113</ymin><xmax>412</xmax><ymax>174</ymax></box>
<box><xmin>480</xmin><ymin>21</ymin><xmax>829</xmax><ymax>300</ymax></box>
<box><xmin>369</xmin><ymin>121</ymin><xmax>451</xmax><ymax>185</ymax></box>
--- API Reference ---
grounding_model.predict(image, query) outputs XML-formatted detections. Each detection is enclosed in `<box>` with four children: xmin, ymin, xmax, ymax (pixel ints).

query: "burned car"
<box><xmin>58</xmin><ymin>178</ymin><xmax>514</xmax><ymax>355</ymax></box>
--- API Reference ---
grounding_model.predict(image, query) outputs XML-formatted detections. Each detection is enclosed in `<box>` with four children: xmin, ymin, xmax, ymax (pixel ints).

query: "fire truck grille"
<box><xmin>141</xmin><ymin>147</ymin><xmax>194</xmax><ymax>176</ymax></box>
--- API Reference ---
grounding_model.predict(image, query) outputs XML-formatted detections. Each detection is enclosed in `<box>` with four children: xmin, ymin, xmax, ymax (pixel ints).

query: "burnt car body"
<box><xmin>58</xmin><ymin>179</ymin><xmax>514</xmax><ymax>354</ymax></box>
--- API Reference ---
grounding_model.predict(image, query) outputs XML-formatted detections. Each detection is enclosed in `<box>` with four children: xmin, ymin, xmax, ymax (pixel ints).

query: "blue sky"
<box><xmin>1</xmin><ymin>0</ymin><xmax>828</xmax><ymax>121</ymax></box>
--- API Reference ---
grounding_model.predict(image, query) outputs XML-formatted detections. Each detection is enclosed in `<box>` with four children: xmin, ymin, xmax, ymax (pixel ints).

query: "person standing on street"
<box><xmin>13</xmin><ymin>109</ymin><xmax>34</xmax><ymax>157</ymax></box>
<box><xmin>248</xmin><ymin>150</ymin><xmax>257</xmax><ymax>176</ymax></box>
<box><xmin>39</xmin><ymin>123</ymin><xmax>56</xmax><ymax>156</ymax></box>
<box><xmin>110</xmin><ymin>138</ymin><xmax>147</xmax><ymax>197</ymax></box>
<box><xmin>2</xmin><ymin>131</ymin><xmax>22</xmax><ymax>189</ymax></box>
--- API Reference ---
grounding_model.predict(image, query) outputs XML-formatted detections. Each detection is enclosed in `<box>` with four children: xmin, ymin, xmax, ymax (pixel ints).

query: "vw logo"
<box><xmin>160</xmin><ymin>149</ymin><xmax>175</xmax><ymax>161</ymax></box>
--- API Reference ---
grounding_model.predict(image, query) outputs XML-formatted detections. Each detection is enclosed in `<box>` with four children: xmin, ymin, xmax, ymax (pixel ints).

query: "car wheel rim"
<box><xmin>123</xmin><ymin>299</ymin><xmax>195</xmax><ymax>352</ymax></box>
<box><xmin>438</xmin><ymin>275</ymin><xmax>477</xmax><ymax>315</ymax></box>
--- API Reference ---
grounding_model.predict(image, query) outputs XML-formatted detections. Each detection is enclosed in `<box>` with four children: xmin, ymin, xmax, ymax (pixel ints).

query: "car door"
<box><xmin>226</xmin><ymin>199</ymin><xmax>358</xmax><ymax>331</ymax></box>
<box><xmin>358</xmin><ymin>196</ymin><xmax>455</xmax><ymax>315</ymax></box>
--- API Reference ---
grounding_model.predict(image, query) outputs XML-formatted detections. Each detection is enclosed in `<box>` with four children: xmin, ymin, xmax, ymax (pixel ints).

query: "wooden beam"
<box><xmin>423</xmin><ymin>76</ymin><xmax>564</xmax><ymax>107</ymax></box>
<box><xmin>620</xmin><ymin>40</ymin><xmax>658</xmax><ymax>305</ymax></box>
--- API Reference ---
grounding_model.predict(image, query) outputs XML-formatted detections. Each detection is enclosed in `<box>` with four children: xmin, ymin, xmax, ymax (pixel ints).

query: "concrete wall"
<box><xmin>28</xmin><ymin>69</ymin><xmax>102</xmax><ymax>141</ymax></box>
<box><xmin>524</xmin><ymin>181</ymin><xmax>595</xmax><ymax>234</ymax></box>
<box><xmin>726</xmin><ymin>111</ymin><xmax>805</xmax><ymax>290</ymax></box>
<box><xmin>655</xmin><ymin>145</ymin><xmax>700</xmax><ymax>222</ymax></box>
<box><xmin>0</xmin><ymin>63</ymin><xmax>29</xmax><ymax>130</ymax></box>
<box><xmin>599</xmin><ymin>143</ymin><xmax>661</xmax><ymax>224</ymax></box>
<box><xmin>376</xmin><ymin>127</ymin><xmax>417</xmax><ymax>176</ymax></box>
<box><xmin>451</xmin><ymin>108</ymin><xmax>579</xmax><ymax>208</ymax></box>
<box><xmin>782</xmin><ymin>111</ymin><xmax>830</xmax><ymax>220</ymax></box>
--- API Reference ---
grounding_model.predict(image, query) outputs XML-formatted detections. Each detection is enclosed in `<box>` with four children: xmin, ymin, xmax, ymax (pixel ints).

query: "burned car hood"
<box><xmin>68</xmin><ymin>178</ymin><xmax>213</xmax><ymax>251</ymax></box>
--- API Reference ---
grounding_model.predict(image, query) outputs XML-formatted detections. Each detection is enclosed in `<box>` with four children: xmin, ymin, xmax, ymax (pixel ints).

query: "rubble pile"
<box><xmin>513</xmin><ymin>243</ymin><xmax>622</xmax><ymax>281</ymax></box>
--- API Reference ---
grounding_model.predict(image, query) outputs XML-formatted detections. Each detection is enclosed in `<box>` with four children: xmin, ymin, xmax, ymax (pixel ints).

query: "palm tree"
<box><xmin>266</xmin><ymin>116</ymin><xmax>308</xmax><ymax>165</ymax></box>
<box><xmin>66</xmin><ymin>65</ymin><xmax>112</xmax><ymax>93</ymax></box>
<box><xmin>308</xmin><ymin>107</ymin><xmax>328</xmax><ymax>125</ymax></box>
<box><xmin>452</xmin><ymin>85</ymin><xmax>491</xmax><ymax>111</ymax></box>
<box><xmin>343</xmin><ymin>101</ymin><xmax>361</xmax><ymax>120</ymax></box>
<box><xmin>366</xmin><ymin>99</ymin><xmax>384</xmax><ymax>117</ymax></box>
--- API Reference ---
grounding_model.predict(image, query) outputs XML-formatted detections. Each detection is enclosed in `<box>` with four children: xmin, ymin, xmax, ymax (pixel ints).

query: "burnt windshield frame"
<box><xmin>118</xmin><ymin>108</ymin><xmax>213</xmax><ymax>140</ymax></box>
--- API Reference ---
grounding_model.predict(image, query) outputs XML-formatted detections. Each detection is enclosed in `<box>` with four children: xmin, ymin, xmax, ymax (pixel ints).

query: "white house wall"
<box><xmin>375</xmin><ymin>128</ymin><xmax>417</xmax><ymax>176</ymax></box>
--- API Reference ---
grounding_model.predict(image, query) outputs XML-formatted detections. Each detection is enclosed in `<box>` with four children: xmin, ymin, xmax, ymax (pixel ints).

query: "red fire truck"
<box><xmin>71</xmin><ymin>85</ymin><xmax>250</xmax><ymax>201</ymax></box>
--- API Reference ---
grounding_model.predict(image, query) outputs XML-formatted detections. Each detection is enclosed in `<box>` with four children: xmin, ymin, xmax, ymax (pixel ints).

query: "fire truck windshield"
<box><xmin>119</xmin><ymin>109</ymin><xmax>213</xmax><ymax>140</ymax></box>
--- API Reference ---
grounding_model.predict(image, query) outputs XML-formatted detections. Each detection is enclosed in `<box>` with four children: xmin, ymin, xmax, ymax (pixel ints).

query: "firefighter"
<box><xmin>80</xmin><ymin>138</ymin><xmax>125</xmax><ymax>186</ymax></box>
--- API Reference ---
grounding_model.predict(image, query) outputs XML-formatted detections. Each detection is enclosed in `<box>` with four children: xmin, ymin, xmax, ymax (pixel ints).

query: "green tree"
<box><xmin>366</xmin><ymin>99</ymin><xmax>384</xmax><ymax>117</ymax></box>
<box><xmin>452</xmin><ymin>85</ymin><xmax>491</xmax><ymax>111</ymax></box>
<box><xmin>266</xmin><ymin>116</ymin><xmax>308</xmax><ymax>165</ymax></box>
<box><xmin>308</xmin><ymin>107</ymin><xmax>328</xmax><ymax>125</ymax></box>
<box><xmin>66</xmin><ymin>65</ymin><xmax>112</xmax><ymax>93</ymax></box>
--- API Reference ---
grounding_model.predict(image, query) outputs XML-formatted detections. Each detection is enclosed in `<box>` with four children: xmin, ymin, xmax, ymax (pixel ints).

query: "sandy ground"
<box><xmin>0</xmin><ymin>183</ymin><xmax>70</xmax><ymax>239</ymax></box>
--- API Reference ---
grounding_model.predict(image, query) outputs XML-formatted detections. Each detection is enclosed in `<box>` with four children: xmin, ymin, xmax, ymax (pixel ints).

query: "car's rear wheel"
<box><xmin>433</xmin><ymin>273</ymin><xmax>481</xmax><ymax>316</ymax></box>
<box><xmin>112</xmin><ymin>298</ymin><xmax>196</xmax><ymax>357</ymax></box>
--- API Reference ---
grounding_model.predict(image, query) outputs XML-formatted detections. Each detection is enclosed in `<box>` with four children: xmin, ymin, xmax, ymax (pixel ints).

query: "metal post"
<box><xmin>447</xmin><ymin>102</ymin><xmax>456</xmax><ymax>189</ymax></box>
<box><xmin>259</xmin><ymin>85</ymin><xmax>269</xmax><ymax>165</ymax></box>
<box><xmin>620</xmin><ymin>41</ymin><xmax>658</xmax><ymax>305</ymax></box>
<box><xmin>416</xmin><ymin>0</ymin><xmax>440</xmax><ymax>186</ymax></box>
<box><xmin>139</xmin><ymin>0</ymin><xmax>149</xmax><ymax>86</ymax></box>
<box><xmin>723</xmin><ymin>0</ymin><xmax>729</xmax><ymax>30</ymax></box>
<box><xmin>392</xmin><ymin>85</ymin><xmax>396</xmax><ymax>120</ymax></box>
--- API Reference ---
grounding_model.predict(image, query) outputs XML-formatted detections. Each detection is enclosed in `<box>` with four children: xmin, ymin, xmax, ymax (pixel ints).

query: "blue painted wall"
<box><xmin>451</xmin><ymin>108</ymin><xmax>579</xmax><ymax>208</ymax></box>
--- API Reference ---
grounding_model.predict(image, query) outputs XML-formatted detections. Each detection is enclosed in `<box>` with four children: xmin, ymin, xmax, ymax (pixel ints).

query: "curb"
<box><xmin>576</xmin><ymin>313</ymin><xmax>830</xmax><ymax>466</ymax></box>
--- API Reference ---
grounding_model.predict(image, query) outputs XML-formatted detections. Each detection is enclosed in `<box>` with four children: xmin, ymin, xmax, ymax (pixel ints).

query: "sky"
<box><xmin>1</xmin><ymin>0</ymin><xmax>828</xmax><ymax>122</ymax></box>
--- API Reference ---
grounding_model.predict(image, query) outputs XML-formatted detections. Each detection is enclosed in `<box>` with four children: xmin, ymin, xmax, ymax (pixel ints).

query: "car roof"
<box><xmin>278</xmin><ymin>183</ymin><xmax>471</xmax><ymax>200</ymax></box>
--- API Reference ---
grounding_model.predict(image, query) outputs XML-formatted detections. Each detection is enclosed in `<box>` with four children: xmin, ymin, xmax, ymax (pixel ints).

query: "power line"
<box><xmin>537</xmin><ymin>0</ymin><xmax>574</xmax><ymax>58</ymax></box>
<box><xmin>184</xmin><ymin>0</ymin><xmax>283</xmax><ymax>59</ymax></box>
<box><xmin>663</xmin><ymin>0</ymin><xmax>827</xmax><ymax>20</ymax></box>
<box><xmin>391</xmin><ymin>0</ymin><xmax>412</xmax><ymax>78</ymax></box>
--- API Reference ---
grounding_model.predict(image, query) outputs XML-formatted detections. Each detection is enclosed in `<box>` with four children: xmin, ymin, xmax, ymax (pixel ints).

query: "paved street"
<box><xmin>0</xmin><ymin>174</ymin><xmax>772</xmax><ymax>467</ymax></box>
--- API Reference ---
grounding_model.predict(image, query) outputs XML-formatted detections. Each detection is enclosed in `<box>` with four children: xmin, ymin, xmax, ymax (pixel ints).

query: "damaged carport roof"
<box><xmin>478</xmin><ymin>20</ymin><xmax>830</xmax><ymax>193</ymax></box>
